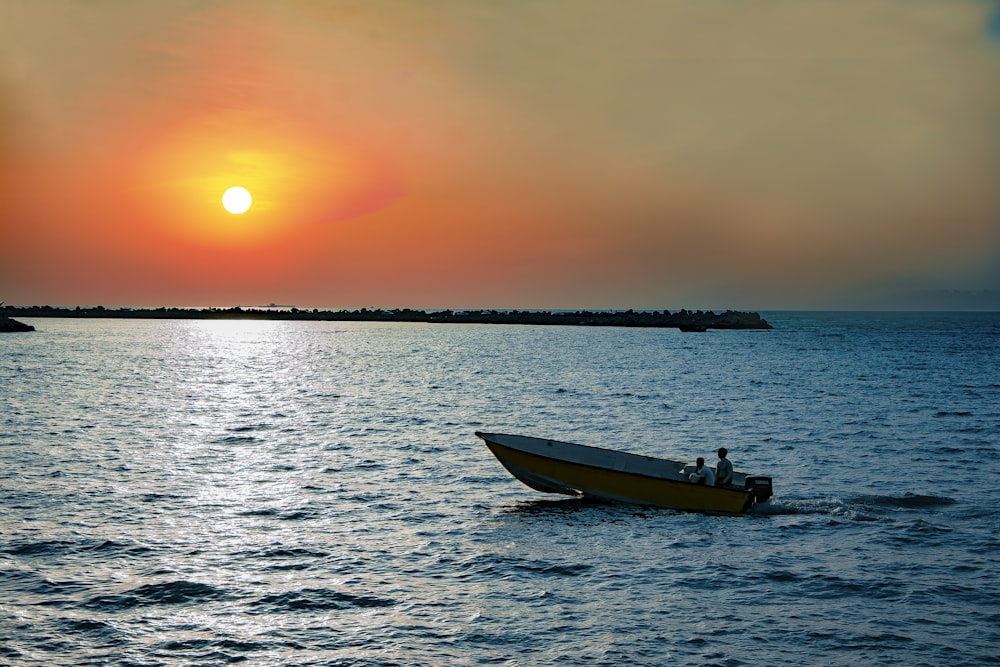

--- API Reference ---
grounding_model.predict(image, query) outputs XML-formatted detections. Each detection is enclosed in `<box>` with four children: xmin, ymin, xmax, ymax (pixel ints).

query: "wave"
<box><xmin>889</xmin><ymin>518</ymin><xmax>955</xmax><ymax>543</ymax></box>
<box><xmin>237</xmin><ymin>507</ymin><xmax>319</xmax><ymax>521</ymax></box>
<box><xmin>83</xmin><ymin>580</ymin><xmax>231</xmax><ymax>610</ymax></box>
<box><xmin>453</xmin><ymin>552</ymin><xmax>593</xmax><ymax>579</ymax></box>
<box><xmin>226</xmin><ymin>423</ymin><xmax>275</xmax><ymax>432</ymax></box>
<box><xmin>250</xmin><ymin>546</ymin><xmax>329</xmax><ymax>572</ymax></box>
<box><xmin>0</xmin><ymin>645</ymin><xmax>23</xmax><ymax>661</ymax></box>
<box><xmin>277</xmin><ymin>509</ymin><xmax>319</xmax><ymax>521</ymax></box>
<box><xmin>1</xmin><ymin>571</ymin><xmax>89</xmax><ymax>601</ymax></box>
<box><xmin>500</xmin><ymin>496</ymin><xmax>665</xmax><ymax>517</ymax></box>
<box><xmin>213</xmin><ymin>435</ymin><xmax>261</xmax><ymax>445</ymax></box>
<box><xmin>237</xmin><ymin>507</ymin><xmax>280</xmax><ymax>517</ymax></box>
<box><xmin>138</xmin><ymin>492</ymin><xmax>185</xmax><ymax>503</ymax></box>
<box><xmin>3</xmin><ymin>538</ymin><xmax>82</xmax><ymax>557</ymax></box>
<box><xmin>762</xmin><ymin>571</ymin><xmax>907</xmax><ymax>601</ymax></box>
<box><xmin>56</xmin><ymin>618</ymin><xmax>127</xmax><ymax>646</ymax></box>
<box><xmin>86</xmin><ymin>539</ymin><xmax>155</xmax><ymax>556</ymax></box>
<box><xmin>148</xmin><ymin>637</ymin><xmax>273</xmax><ymax>664</ymax></box>
<box><xmin>250</xmin><ymin>587</ymin><xmax>394</xmax><ymax>613</ymax></box>
<box><xmin>258</xmin><ymin>547</ymin><xmax>330</xmax><ymax>559</ymax></box>
<box><xmin>2</xmin><ymin>537</ymin><xmax>153</xmax><ymax>558</ymax></box>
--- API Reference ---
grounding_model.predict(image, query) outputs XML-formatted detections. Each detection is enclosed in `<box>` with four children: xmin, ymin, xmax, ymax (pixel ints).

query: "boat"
<box><xmin>475</xmin><ymin>431</ymin><xmax>773</xmax><ymax>514</ymax></box>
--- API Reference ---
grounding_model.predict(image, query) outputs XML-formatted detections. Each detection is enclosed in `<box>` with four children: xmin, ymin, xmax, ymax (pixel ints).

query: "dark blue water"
<box><xmin>2</xmin><ymin>312</ymin><xmax>998</xmax><ymax>666</ymax></box>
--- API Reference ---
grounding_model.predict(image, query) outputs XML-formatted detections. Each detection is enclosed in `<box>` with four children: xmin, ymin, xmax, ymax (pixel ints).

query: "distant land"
<box><xmin>6</xmin><ymin>305</ymin><xmax>773</xmax><ymax>330</ymax></box>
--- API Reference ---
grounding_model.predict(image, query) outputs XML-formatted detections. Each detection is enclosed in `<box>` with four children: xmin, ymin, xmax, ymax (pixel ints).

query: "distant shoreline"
<box><xmin>6</xmin><ymin>305</ymin><xmax>773</xmax><ymax>330</ymax></box>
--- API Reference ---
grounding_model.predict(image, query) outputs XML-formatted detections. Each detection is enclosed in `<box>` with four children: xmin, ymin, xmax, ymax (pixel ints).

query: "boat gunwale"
<box><xmin>476</xmin><ymin>431</ymin><xmax>685</xmax><ymax>470</ymax></box>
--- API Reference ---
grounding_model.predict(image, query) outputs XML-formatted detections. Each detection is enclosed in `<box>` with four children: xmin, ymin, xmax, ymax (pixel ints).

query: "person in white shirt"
<box><xmin>689</xmin><ymin>457</ymin><xmax>716</xmax><ymax>486</ymax></box>
<box><xmin>715</xmin><ymin>447</ymin><xmax>734</xmax><ymax>486</ymax></box>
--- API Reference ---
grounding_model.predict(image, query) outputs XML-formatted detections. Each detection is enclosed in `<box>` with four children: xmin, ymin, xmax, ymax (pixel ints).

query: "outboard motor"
<box><xmin>745</xmin><ymin>476</ymin><xmax>773</xmax><ymax>504</ymax></box>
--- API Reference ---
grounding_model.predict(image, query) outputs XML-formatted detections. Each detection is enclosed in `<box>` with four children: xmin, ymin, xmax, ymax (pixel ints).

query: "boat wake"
<box><xmin>496</xmin><ymin>493</ymin><xmax>957</xmax><ymax>523</ymax></box>
<box><xmin>849</xmin><ymin>493</ymin><xmax>957</xmax><ymax>509</ymax></box>
<box><xmin>752</xmin><ymin>493</ymin><xmax>956</xmax><ymax>519</ymax></box>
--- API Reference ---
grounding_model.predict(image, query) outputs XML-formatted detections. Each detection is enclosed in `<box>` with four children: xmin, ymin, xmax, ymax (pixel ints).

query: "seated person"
<box><xmin>689</xmin><ymin>457</ymin><xmax>716</xmax><ymax>485</ymax></box>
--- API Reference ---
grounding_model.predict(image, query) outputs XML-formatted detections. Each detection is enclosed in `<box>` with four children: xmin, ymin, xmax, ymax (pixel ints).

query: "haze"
<box><xmin>2</xmin><ymin>1</ymin><xmax>999</xmax><ymax>310</ymax></box>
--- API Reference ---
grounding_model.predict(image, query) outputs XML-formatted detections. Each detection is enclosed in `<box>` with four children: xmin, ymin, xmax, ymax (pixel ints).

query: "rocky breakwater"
<box><xmin>1</xmin><ymin>304</ymin><xmax>35</xmax><ymax>332</ymax></box>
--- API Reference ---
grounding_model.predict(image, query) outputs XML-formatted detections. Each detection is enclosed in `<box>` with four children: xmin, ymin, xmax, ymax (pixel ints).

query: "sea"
<box><xmin>1</xmin><ymin>312</ymin><xmax>998</xmax><ymax>666</ymax></box>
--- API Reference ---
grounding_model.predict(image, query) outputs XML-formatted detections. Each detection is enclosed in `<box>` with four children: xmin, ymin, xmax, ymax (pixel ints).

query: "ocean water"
<box><xmin>1</xmin><ymin>312</ymin><xmax>998</xmax><ymax>666</ymax></box>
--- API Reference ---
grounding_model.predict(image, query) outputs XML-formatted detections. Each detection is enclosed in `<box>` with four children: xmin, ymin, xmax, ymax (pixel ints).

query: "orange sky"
<box><xmin>2</xmin><ymin>1</ymin><xmax>999</xmax><ymax>309</ymax></box>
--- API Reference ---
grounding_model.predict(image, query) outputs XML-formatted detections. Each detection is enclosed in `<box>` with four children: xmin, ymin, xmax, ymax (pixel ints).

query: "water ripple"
<box><xmin>251</xmin><ymin>587</ymin><xmax>396</xmax><ymax>613</ymax></box>
<box><xmin>1</xmin><ymin>314</ymin><xmax>998</xmax><ymax>666</ymax></box>
<box><xmin>84</xmin><ymin>581</ymin><xmax>234</xmax><ymax>610</ymax></box>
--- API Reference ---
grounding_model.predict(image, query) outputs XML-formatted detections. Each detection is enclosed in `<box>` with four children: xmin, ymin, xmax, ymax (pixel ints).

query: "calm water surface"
<box><xmin>1</xmin><ymin>313</ymin><xmax>998</xmax><ymax>666</ymax></box>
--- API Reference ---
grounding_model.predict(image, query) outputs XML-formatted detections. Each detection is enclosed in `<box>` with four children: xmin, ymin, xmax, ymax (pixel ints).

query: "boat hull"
<box><xmin>477</xmin><ymin>432</ymin><xmax>757</xmax><ymax>514</ymax></box>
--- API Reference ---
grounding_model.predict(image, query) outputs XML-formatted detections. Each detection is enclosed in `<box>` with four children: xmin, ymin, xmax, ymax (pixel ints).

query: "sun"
<box><xmin>222</xmin><ymin>186</ymin><xmax>252</xmax><ymax>214</ymax></box>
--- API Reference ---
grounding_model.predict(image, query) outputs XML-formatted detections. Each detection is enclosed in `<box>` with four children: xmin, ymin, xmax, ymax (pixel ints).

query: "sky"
<box><xmin>2</xmin><ymin>1</ymin><xmax>999</xmax><ymax>310</ymax></box>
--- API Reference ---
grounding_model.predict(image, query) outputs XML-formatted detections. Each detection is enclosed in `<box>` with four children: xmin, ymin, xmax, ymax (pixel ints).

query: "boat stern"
<box><xmin>745</xmin><ymin>476</ymin><xmax>774</xmax><ymax>504</ymax></box>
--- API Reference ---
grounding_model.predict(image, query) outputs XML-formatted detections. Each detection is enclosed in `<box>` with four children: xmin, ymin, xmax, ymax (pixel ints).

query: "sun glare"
<box><xmin>222</xmin><ymin>186</ymin><xmax>252</xmax><ymax>214</ymax></box>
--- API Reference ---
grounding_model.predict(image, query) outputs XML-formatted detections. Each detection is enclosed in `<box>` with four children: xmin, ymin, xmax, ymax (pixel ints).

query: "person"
<box><xmin>715</xmin><ymin>447</ymin><xmax>734</xmax><ymax>487</ymax></box>
<box><xmin>689</xmin><ymin>457</ymin><xmax>715</xmax><ymax>486</ymax></box>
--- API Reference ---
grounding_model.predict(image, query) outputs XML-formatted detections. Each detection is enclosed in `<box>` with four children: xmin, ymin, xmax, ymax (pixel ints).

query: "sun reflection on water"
<box><xmin>148</xmin><ymin>319</ymin><xmax>324</xmax><ymax>560</ymax></box>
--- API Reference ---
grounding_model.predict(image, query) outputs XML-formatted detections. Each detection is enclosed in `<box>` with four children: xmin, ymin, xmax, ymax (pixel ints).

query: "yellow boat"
<box><xmin>476</xmin><ymin>431</ymin><xmax>773</xmax><ymax>514</ymax></box>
